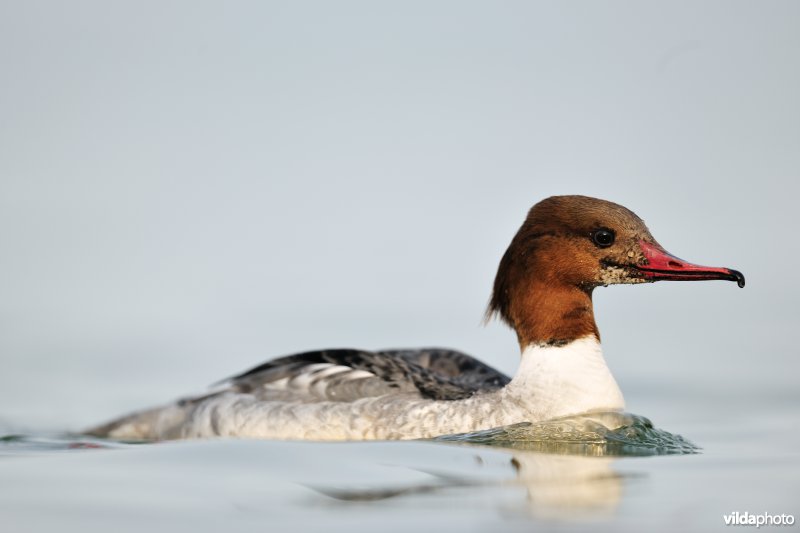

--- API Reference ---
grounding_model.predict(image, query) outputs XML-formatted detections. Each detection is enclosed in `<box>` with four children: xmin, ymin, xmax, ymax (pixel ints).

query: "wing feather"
<box><xmin>190</xmin><ymin>348</ymin><xmax>510</xmax><ymax>404</ymax></box>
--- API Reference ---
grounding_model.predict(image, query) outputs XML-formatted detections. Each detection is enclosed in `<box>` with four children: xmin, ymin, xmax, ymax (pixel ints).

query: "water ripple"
<box><xmin>435</xmin><ymin>411</ymin><xmax>699</xmax><ymax>456</ymax></box>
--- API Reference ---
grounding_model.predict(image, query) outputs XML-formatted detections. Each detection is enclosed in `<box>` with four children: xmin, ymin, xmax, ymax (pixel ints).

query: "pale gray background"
<box><xmin>1</xmin><ymin>1</ymin><xmax>797</xmax><ymax>432</ymax></box>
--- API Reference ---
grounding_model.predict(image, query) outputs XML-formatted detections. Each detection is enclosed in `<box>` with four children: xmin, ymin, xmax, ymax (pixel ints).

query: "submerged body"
<box><xmin>88</xmin><ymin>195</ymin><xmax>743</xmax><ymax>442</ymax></box>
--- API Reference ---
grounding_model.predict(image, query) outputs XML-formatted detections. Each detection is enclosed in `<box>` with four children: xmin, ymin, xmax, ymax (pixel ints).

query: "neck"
<box><xmin>510</xmin><ymin>282</ymin><xmax>599</xmax><ymax>348</ymax></box>
<box><xmin>505</xmin><ymin>336</ymin><xmax>625</xmax><ymax>419</ymax></box>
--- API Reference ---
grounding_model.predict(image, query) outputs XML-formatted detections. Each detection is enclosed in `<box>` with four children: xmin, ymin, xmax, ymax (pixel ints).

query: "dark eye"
<box><xmin>591</xmin><ymin>228</ymin><xmax>615</xmax><ymax>248</ymax></box>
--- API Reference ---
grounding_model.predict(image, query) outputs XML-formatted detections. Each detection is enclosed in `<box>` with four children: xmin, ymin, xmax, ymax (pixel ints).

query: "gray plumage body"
<box><xmin>87</xmin><ymin>338</ymin><xmax>625</xmax><ymax>441</ymax></box>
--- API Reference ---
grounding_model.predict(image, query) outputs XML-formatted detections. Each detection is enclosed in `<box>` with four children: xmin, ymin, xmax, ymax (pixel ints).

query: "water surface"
<box><xmin>2</xmin><ymin>388</ymin><xmax>797</xmax><ymax>533</ymax></box>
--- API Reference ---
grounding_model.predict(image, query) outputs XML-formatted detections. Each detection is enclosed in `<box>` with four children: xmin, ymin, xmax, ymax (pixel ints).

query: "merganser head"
<box><xmin>488</xmin><ymin>195</ymin><xmax>744</xmax><ymax>347</ymax></box>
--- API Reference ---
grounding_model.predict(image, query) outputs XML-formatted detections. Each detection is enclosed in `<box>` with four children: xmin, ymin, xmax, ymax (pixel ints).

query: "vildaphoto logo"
<box><xmin>723</xmin><ymin>512</ymin><xmax>795</xmax><ymax>527</ymax></box>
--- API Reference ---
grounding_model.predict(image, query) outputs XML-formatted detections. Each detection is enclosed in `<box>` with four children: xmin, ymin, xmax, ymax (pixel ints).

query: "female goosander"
<box><xmin>88</xmin><ymin>195</ymin><xmax>744</xmax><ymax>441</ymax></box>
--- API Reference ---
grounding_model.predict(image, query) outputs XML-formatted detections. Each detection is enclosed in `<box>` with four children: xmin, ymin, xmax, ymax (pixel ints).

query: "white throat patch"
<box><xmin>506</xmin><ymin>336</ymin><xmax>625</xmax><ymax>419</ymax></box>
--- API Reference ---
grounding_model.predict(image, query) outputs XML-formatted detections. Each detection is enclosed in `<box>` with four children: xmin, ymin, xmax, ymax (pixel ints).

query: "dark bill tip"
<box><xmin>728</xmin><ymin>268</ymin><xmax>746</xmax><ymax>288</ymax></box>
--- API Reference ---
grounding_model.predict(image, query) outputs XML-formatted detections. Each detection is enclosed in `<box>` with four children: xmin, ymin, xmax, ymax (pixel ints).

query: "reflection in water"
<box><xmin>312</xmin><ymin>447</ymin><xmax>625</xmax><ymax>519</ymax></box>
<box><xmin>310</xmin><ymin>411</ymin><xmax>696</xmax><ymax>519</ymax></box>
<box><xmin>509</xmin><ymin>451</ymin><xmax>623</xmax><ymax>519</ymax></box>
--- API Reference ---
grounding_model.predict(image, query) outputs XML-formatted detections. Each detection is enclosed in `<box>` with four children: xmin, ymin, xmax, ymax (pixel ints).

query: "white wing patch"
<box><xmin>258</xmin><ymin>363</ymin><xmax>379</xmax><ymax>401</ymax></box>
<box><xmin>339</xmin><ymin>370</ymin><xmax>375</xmax><ymax>380</ymax></box>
